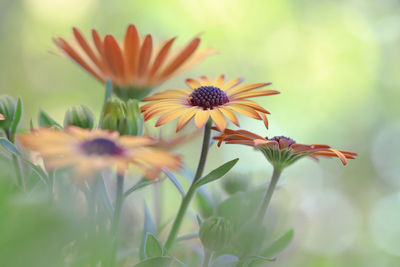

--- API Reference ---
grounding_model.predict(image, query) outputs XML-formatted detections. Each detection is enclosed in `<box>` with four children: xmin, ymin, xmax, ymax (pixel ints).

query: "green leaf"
<box><xmin>261</xmin><ymin>229</ymin><xmax>294</xmax><ymax>259</ymax></box>
<box><xmin>124</xmin><ymin>178</ymin><xmax>153</xmax><ymax>197</ymax></box>
<box><xmin>194</xmin><ymin>158</ymin><xmax>239</xmax><ymax>188</ymax></box>
<box><xmin>163</xmin><ymin>169</ymin><xmax>184</xmax><ymax>197</ymax></box>
<box><xmin>133</xmin><ymin>256</ymin><xmax>173</xmax><ymax>267</ymax></box>
<box><xmin>38</xmin><ymin>109</ymin><xmax>61</xmax><ymax>128</ymax></box>
<box><xmin>0</xmin><ymin>138</ymin><xmax>47</xmax><ymax>182</ymax></box>
<box><xmin>10</xmin><ymin>97</ymin><xmax>22</xmax><ymax>141</ymax></box>
<box><xmin>145</xmin><ymin>233</ymin><xmax>163</xmax><ymax>258</ymax></box>
<box><xmin>139</xmin><ymin>204</ymin><xmax>157</xmax><ymax>260</ymax></box>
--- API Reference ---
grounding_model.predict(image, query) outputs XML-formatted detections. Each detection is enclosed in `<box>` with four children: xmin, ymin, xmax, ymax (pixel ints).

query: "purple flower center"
<box><xmin>270</xmin><ymin>136</ymin><xmax>296</xmax><ymax>147</ymax></box>
<box><xmin>81</xmin><ymin>138</ymin><xmax>124</xmax><ymax>156</ymax></box>
<box><xmin>189</xmin><ymin>86</ymin><xmax>229</xmax><ymax>110</ymax></box>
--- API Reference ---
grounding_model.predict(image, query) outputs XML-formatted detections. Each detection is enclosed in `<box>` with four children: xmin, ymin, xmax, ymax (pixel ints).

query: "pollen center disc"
<box><xmin>189</xmin><ymin>86</ymin><xmax>229</xmax><ymax>110</ymax></box>
<box><xmin>81</xmin><ymin>138</ymin><xmax>124</xmax><ymax>156</ymax></box>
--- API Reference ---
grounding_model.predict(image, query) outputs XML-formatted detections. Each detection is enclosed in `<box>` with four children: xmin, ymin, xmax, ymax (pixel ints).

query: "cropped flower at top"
<box><xmin>53</xmin><ymin>24</ymin><xmax>215</xmax><ymax>100</ymax></box>
<box><xmin>17</xmin><ymin>126</ymin><xmax>181</xmax><ymax>179</ymax></box>
<box><xmin>213</xmin><ymin>115</ymin><xmax>356</xmax><ymax>169</ymax></box>
<box><xmin>141</xmin><ymin>75</ymin><xmax>280</xmax><ymax>132</ymax></box>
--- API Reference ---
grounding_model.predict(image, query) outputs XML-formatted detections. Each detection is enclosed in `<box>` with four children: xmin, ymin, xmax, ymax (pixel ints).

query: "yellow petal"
<box><xmin>176</xmin><ymin>107</ymin><xmax>197</xmax><ymax>132</ymax></box>
<box><xmin>221</xmin><ymin>77</ymin><xmax>244</xmax><ymax>91</ymax></box>
<box><xmin>155</xmin><ymin>108</ymin><xmax>188</xmax><ymax>126</ymax></box>
<box><xmin>194</xmin><ymin>109</ymin><xmax>210</xmax><ymax>129</ymax></box>
<box><xmin>210</xmin><ymin>109</ymin><xmax>226</xmax><ymax>132</ymax></box>
<box><xmin>199</xmin><ymin>76</ymin><xmax>212</xmax><ymax>86</ymax></box>
<box><xmin>214</xmin><ymin>74</ymin><xmax>225</xmax><ymax>88</ymax></box>
<box><xmin>226</xmin><ymin>104</ymin><xmax>261</xmax><ymax>120</ymax></box>
<box><xmin>186</xmin><ymin>78</ymin><xmax>201</xmax><ymax>89</ymax></box>
<box><xmin>219</xmin><ymin>107</ymin><xmax>239</xmax><ymax>126</ymax></box>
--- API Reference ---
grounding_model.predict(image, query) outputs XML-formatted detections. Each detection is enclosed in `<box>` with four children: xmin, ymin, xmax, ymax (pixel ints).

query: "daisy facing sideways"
<box><xmin>213</xmin><ymin>115</ymin><xmax>356</xmax><ymax>169</ymax></box>
<box><xmin>53</xmin><ymin>24</ymin><xmax>215</xmax><ymax>100</ymax></box>
<box><xmin>17</xmin><ymin>126</ymin><xmax>181</xmax><ymax>179</ymax></box>
<box><xmin>141</xmin><ymin>74</ymin><xmax>280</xmax><ymax>132</ymax></box>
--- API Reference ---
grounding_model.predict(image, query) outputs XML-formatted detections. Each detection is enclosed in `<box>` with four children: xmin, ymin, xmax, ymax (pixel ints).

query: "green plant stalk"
<box><xmin>110</xmin><ymin>174</ymin><xmax>125</xmax><ymax>267</ymax></box>
<box><xmin>164</xmin><ymin>120</ymin><xmax>212</xmax><ymax>250</ymax></box>
<box><xmin>7</xmin><ymin>129</ymin><xmax>25</xmax><ymax>191</ymax></box>
<box><xmin>256</xmin><ymin>166</ymin><xmax>282</xmax><ymax>222</ymax></box>
<box><xmin>202</xmin><ymin>249</ymin><xmax>213</xmax><ymax>267</ymax></box>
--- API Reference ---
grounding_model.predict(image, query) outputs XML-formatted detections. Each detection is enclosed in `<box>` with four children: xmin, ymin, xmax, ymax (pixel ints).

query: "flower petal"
<box><xmin>210</xmin><ymin>109</ymin><xmax>226</xmax><ymax>132</ymax></box>
<box><xmin>124</xmin><ymin>24</ymin><xmax>140</xmax><ymax>81</ymax></box>
<box><xmin>194</xmin><ymin>109</ymin><xmax>210</xmax><ymax>129</ymax></box>
<box><xmin>137</xmin><ymin>34</ymin><xmax>153</xmax><ymax>77</ymax></box>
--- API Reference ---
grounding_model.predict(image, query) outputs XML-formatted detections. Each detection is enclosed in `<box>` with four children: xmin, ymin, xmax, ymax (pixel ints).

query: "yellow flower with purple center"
<box><xmin>213</xmin><ymin>115</ymin><xmax>356</xmax><ymax>168</ymax></box>
<box><xmin>140</xmin><ymin>75</ymin><xmax>280</xmax><ymax>132</ymax></box>
<box><xmin>53</xmin><ymin>24</ymin><xmax>215</xmax><ymax>100</ymax></box>
<box><xmin>17</xmin><ymin>126</ymin><xmax>181</xmax><ymax>179</ymax></box>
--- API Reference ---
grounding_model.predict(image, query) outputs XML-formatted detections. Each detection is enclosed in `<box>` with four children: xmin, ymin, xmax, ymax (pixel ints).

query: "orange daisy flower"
<box><xmin>0</xmin><ymin>113</ymin><xmax>4</xmax><ymax>120</ymax></box>
<box><xmin>17</xmin><ymin>126</ymin><xmax>181</xmax><ymax>179</ymax></box>
<box><xmin>140</xmin><ymin>75</ymin><xmax>280</xmax><ymax>132</ymax></box>
<box><xmin>53</xmin><ymin>24</ymin><xmax>215</xmax><ymax>100</ymax></box>
<box><xmin>213</xmin><ymin>115</ymin><xmax>356</xmax><ymax>168</ymax></box>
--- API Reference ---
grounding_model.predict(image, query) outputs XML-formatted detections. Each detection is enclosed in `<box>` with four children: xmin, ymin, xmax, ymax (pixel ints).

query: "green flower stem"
<box><xmin>202</xmin><ymin>249</ymin><xmax>213</xmax><ymax>267</ymax></box>
<box><xmin>110</xmin><ymin>173</ymin><xmax>125</xmax><ymax>267</ymax></box>
<box><xmin>164</xmin><ymin>120</ymin><xmax>212</xmax><ymax>250</ymax></box>
<box><xmin>256</xmin><ymin>167</ymin><xmax>282</xmax><ymax>222</ymax></box>
<box><xmin>12</xmin><ymin>154</ymin><xmax>25</xmax><ymax>191</ymax></box>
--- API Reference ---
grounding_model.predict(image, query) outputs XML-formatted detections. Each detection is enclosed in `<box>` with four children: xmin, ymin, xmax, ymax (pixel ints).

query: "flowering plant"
<box><xmin>0</xmin><ymin>24</ymin><xmax>356</xmax><ymax>267</ymax></box>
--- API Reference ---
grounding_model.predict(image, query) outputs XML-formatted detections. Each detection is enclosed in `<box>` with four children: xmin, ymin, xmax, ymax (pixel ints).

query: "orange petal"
<box><xmin>72</xmin><ymin>27</ymin><xmax>104</xmax><ymax>73</ymax></box>
<box><xmin>261</xmin><ymin>113</ymin><xmax>269</xmax><ymax>129</ymax></box>
<box><xmin>137</xmin><ymin>34</ymin><xmax>153</xmax><ymax>78</ymax></box>
<box><xmin>210</xmin><ymin>109</ymin><xmax>226</xmax><ymax>132</ymax></box>
<box><xmin>194</xmin><ymin>110</ymin><xmax>210</xmax><ymax>129</ymax></box>
<box><xmin>232</xmin><ymin>90</ymin><xmax>280</xmax><ymax>100</ymax></box>
<box><xmin>148</xmin><ymin>37</ymin><xmax>176</xmax><ymax>79</ymax></box>
<box><xmin>221</xmin><ymin>77</ymin><xmax>244</xmax><ymax>91</ymax></box>
<box><xmin>186</xmin><ymin>78</ymin><xmax>201</xmax><ymax>89</ymax></box>
<box><xmin>226</xmin><ymin>104</ymin><xmax>261</xmax><ymax>120</ymax></box>
<box><xmin>155</xmin><ymin>108</ymin><xmax>187</xmax><ymax>127</ymax></box>
<box><xmin>104</xmin><ymin>35</ymin><xmax>126</xmax><ymax>85</ymax></box>
<box><xmin>176</xmin><ymin>107</ymin><xmax>198</xmax><ymax>132</ymax></box>
<box><xmin>124</xmin><ymin>24</ymin><xmax>140</xmax><ymax>82</ymax></box>
<box><xmin>219</xmin><ymin>107</ymin><xmax>239</xmax><ymax>126</ymax></box>
<box><xmin>159</xmin><ymin>37</ymin><xmax>200</xmax><ymax>80</ymax></box>
<box><xmin>233</xmin><ymin>100</ymin><xmax>269</xmax><ymax>113</ymax></box>
<box><xmin>53</xmin><ymin>37</ymin><xmax>105</xmax><ymax>83</ymax></box>
<box><xmin>227</xmin><ymin>83</ymin><xmax>272</xmax><ymax>95</ymax></box>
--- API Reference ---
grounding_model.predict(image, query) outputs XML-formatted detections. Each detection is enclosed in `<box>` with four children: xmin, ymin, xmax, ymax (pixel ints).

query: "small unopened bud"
<box><xmin>64</xmin><ymin>105</ymin><xmax>94</xmax><ymax>129</ymax></box>
<box><xmin>199</xmin><ymin>216</ymin><xmax>233</xmax><ymax>252</ymax></box>
<box><xmin>101</xmin><ymin>99</ymin><xmax>143</xmax><ymax>136</ymax></box>
<box><xmin>0</xmin><ymin>95</ymin><xmax>17</xmax><ymax>132</ymax></box>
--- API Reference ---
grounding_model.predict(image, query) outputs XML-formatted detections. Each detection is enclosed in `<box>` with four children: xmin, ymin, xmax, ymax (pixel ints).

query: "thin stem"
<box><xmin>164</xmin><ymin>120</ymin><xmax>212</xmax><ymax>250</ymax></box>
<box><xmin>202</xmin><ymin>250</ymin><xmax>213</xmax><ymax>267</ymax></box>
<box><xmin>256</xmin><ymin>167</ymin><xmax>282</xmax><ymax>222</ymax></box>
<box><xmin>109</xmin><ymin>173</ymin><xmax>124</xmax><ymax>267</ymax></box>
<box><xmin>12</xmin><ymin>154</ymin><xmax>25</xmax><ymax>191</ymax></box>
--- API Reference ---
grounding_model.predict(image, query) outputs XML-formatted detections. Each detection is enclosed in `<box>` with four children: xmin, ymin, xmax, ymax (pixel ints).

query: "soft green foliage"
<box><xmin>0</xmin><ymin>95</ymin><xmax>17</xmax><ymax>134</ymax></box>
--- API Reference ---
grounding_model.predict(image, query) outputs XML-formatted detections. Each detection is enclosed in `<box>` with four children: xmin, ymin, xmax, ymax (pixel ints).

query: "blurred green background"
<box><xmin>1</xmin><ymin>0</ymin><xmax>400</xmax><ymax>266</ymax></box>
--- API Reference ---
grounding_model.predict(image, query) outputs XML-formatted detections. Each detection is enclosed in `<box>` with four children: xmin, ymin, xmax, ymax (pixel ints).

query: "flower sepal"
<box><xmin>101</xmin><ymin>98</ymin><xmax>144</xmax><ymax>136</ymax></box>
<box><xmin>113</xmin><ymin>84</ymin><xmax>152</xmax><ymax>101</ymax></box>
<box><xmin>257</xmin><ymin>146</ymin><xmax>307</xmax><ymax>170</ymax></box>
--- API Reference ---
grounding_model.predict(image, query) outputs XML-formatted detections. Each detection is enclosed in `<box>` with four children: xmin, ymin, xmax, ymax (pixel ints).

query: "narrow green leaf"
<box><xmin>133</xmin><ymin>256</ymin><xmax>172</xmax><ymax>267</ymax></box>
<box><xmin>139</xmin><ymin>204</ymin><xmax>157</xmax><ymax>260</ymax></box>
<box><xmin>261</xmin><ymin>229</ymin><xmax>294</xmax><ymax>259</ymax></box>
<box><xmin>145</xmin><ymin>233</ymin><xmax>163</xmax><ymax>258</ymax></box>
<box><xmin>124</xmin><ymin>178</ymin><xmax>153</xmax><ymax>197</ymax></box>
<box><xmin>10</xmin><ymin>97</ymin><xmax>22</xmax><ymax>141</ymax></box>
<box><xmin>38</xmin><ymin>109</ymin><xmax>61</xmax><ymax>128</ymax></box>
<box><xmin>0</xmin><ymin>138</ymin><xmax>47</xmax><ymax>182</ymax></box>
<box><xmin>163</xmin><ymin>169</ymin><xmax>184</xmax><ymax>197</ymax></box>
<box><xmin>194</xmin><ymin>158</ymin><xmax>239</xmax><ymax>188</ymax></box>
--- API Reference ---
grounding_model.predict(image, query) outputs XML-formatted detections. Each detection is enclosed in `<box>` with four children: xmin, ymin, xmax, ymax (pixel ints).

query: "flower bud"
<box><xmin>199</xmin><ymin>216</ymin><xmax>233</xmax><ymax>252</ymax></box>
<box><xmin>222</xmin><ymin>174</ymin><xmax>249</xmax><ymax>195</ymax></box>
<box><xmin>64</xmin><ymin>105</ymin><xmax>94</xmax><ymax>129</ymax></box>
<box><xmin>101</xmin><ymin>98</ymin><xmax>144</xmax><ymax>136</ymax></box>
<box><xmin>0</xmin><ymin>95</ymin><xmax>17</xmax><ymax>132</ymax></box>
